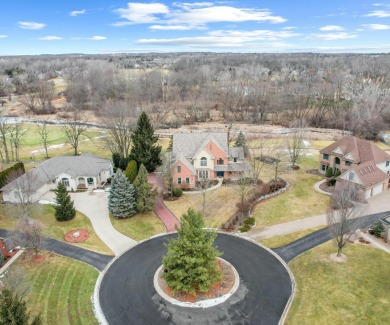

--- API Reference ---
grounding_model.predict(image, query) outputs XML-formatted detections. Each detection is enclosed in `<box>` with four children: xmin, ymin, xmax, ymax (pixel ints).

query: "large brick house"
<box><xmin>319</xmin><ymin>136</ymin><xmax>390</xmax><ymax>198</ymax></box>
<box><xmin>171</xmin><ymin>128</ymin><xmax>250</xmax><ymax>189</ymax></box>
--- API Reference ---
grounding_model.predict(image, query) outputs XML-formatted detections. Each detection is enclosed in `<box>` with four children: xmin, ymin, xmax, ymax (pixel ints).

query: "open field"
<box><xmin>110</xmin><ymin>211</ymin><xmax>166</xmax><ymax>241</ymax></box>
<box><xmin>287</xmin><ymin>242</ymin><xmax>390</xmax><ymax>325</ymax></box>
<box><xmin>8</xmin><ymin>252</ymin><xmax>99</xmax><ymax>325</ymax></box>
<box><xmin>0</xmin><ymin>203</ymin><xmax>113</xmax><ymax>255</ymax></box>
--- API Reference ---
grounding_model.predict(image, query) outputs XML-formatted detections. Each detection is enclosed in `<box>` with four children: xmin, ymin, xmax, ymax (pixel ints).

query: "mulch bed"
<box><xmin>158</xmin><ymin>258</ymin><xmax>235</xmax><ymax>303</ymax></box>
<box><xmin>306</xmin><ymin>169</ymin><xmax>323</xmax><ymax>176</ymax></box>
<box><xmin>32</xmin><ymin>255</ymin><xmax>46</xmax><ymax>263</ymax></box>
<box><xmin>319</xmin><ymin>182</ymin><xmax>335</xmax><ymax>194</ymax></box>
<box><xmin>64</xmin><ymin>229</ymin><xmax>89</xmax><ymax>243</ymax></box>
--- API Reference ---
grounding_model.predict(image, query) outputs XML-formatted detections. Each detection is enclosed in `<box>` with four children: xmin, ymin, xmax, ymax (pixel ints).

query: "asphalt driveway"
<box><xmin>98</xmin><ymin>233</ymin><xmax>293</xmax><ymax>325</ymax></box>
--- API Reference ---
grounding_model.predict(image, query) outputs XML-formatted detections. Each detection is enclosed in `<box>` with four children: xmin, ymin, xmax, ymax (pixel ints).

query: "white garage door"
<box><xmin>365</xmin><ymin>189</ymin><xmax>372</xmax><ymax>199</ymax></box>
<box><xmin>372</xmin><ymin>183</ymin><xmax>383</xmax><ymax>196</ymax></box>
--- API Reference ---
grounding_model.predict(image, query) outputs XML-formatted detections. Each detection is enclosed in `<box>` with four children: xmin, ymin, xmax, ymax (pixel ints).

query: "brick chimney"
<box><xmin>224</xmin><ymin>125</ymin><xmax>229</xmax><ymax>142</ymax></box>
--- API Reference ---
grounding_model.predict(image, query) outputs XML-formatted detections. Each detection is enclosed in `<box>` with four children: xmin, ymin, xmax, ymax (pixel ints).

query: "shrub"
<box><xmin>172</xmin><ymin>187</ymin><xmax>183</xmax><ymax>197</ymax></box>
<box><xmin>334</xmin><ymin>170</ymin><xmax>341</xmax><ymax>177</ymax></box>
<box><xmin>325</xmin><ymin>166</ymin><xmax>333</xmax><ymax>178</ymax></box>
<box><xmin>327</xmin><ymin>178</ymin><xmax>337</xmax><ymax>186</ymax></box>
<box><xmin>239</xmin><ymin>224</ymin><xmax>251</xmax><ymax>232</ymax></box>
<box><xmin>369</xmin><ymin>221</ymin><xmax>385</xmax><ymax>238</ymax></box>
<box><xmin>244</xmin><ymin>217</ymin><xmax>255</xmax><ymax>226</ymax></box>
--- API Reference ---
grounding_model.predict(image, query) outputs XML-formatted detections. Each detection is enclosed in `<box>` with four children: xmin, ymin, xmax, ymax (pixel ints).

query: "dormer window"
<box><xmin>349</xmin><ymin>172</ymin><xmax>354</xmax><ymax>181</ymax></box>
<box><xmin>201</xmin><ymin>157</ymin><xmax>207</xmax><ymax>166</ymax></box>
<box><xmin>345</xmin><ymin>161</ymin><xmax>352</xmax><ymax>167</ymax></box>
<box><xmin>386</xmin><ymin>161</ymin><xmax>390</xmax><ymax>167</ymax></box>
<box><xmin>323</xmin><ymin>154</ymin><xmax>329</xmax><ymax>160</ymax></box>
<box><xmin>233</xmin><ymin>157</ymin><xmax>237</xmax><ymax>162</ymax></box>
<box><xmin>217</xmin><ymin>158</ymin><xmax>224</xmax><ymax>165</ymax></box>
<box><xmin>177</xmin><ymin>165</ymin><xmax>181</xmax><ymax>173</ymax></box>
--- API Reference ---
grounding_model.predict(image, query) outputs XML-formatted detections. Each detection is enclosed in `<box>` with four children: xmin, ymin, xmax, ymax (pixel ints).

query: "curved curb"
<box><xmin>313</xmin><ymin>179</ymin><xmax>332</xmax><ymax>196</ymax></box>
<box><xmin>153</xmin><ymin>258</ymin><xmax>240</xmax><ymax>308</ymax></box>
<box><xmin>182</xmin><ymin>179</ymin><xmax>223</xmax><ymax>195</ymax></box>
<box><xmin>94</xmin><ymin>231</ymin><xmax>295</xmax><ymax>325</ymax></box>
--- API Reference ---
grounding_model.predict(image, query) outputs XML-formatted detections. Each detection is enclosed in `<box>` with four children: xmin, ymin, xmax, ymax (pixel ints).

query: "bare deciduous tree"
<box><xmin>61</xmin><ymin>108</ymin><xmax>89</xmax><ymax>155</ymax></box>
<box><xmin>286</xmin><ymin>120</ymin><xmax>307</xmax><ymax>168</ymax></box>
<box><xmin>234</xmin><ymin>175</ymin><xmax>252</xmax><ymax>217</ymax></box>
<box><xmin>0</xmin><ymin>116</ymin><xmax>11</xmax><ymax>163</ymax></box>
<box><xmin>8</xmin><ymin>122</ymin><xmax>26</xmax><ymax>161</ymax></box>
<box><xmin>14</xmin><ymin>215</ymin><xmax>44</xmax><ymax>258</ymax></box>
<box><xmin>161</xmin><ymin>151</ymin><xmax>176</xmax><ymax>197</ymax></box>
<box><xmin>35</xmin><ymin>120</ymin><xmax>51</xmax><ymax>158</ymax></box>
<box><xmin>326</xmin><ymin>182</ymin><xmax>366</xmax><ymax>257</ymax></box>
<box><xmin>198</xmin><ymin>178</ymin><xmax>211</xmax><ymax>217</ymax></box>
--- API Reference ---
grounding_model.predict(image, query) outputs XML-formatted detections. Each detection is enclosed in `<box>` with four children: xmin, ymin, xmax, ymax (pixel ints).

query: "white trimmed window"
<box><xmin>186</xmin><ymin>177</ymin><xmax>190</xmax><ymax>184</ymax></box>
<box><xmin>177</xmin><ymin>178</ymin><xmax>182</xmax><ymax>184</ymax></box>
<box><xmin>61</xmin><ymin>178</ymin><xmax>70</xmax><ymax>187</ymax></box>
<box><xmin>177</xmin><ymin>165</ymin><xmax>181</xmax><ymax>173</ymax></box>
<box><xmin>201</xmin><ymin>157</ymin><xmax>207</xmax><ymax>166</ymax></box>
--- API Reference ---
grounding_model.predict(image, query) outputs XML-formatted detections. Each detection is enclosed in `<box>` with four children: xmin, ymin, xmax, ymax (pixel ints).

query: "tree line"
<box><xmin>1</xmin><ymin>53</ymin><xmax>390</xmax><ymax>139</ymax></box>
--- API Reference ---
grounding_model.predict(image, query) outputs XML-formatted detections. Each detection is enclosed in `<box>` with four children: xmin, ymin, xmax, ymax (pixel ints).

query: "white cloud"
<box><xmin>0</xmin><ymin>35</ymin><xmax>7</xmax><ymax>38</ymax></box>
<box><xmin>115</xmin><ymin>3</ymin><xmax>169</xmax><ymax>24</ymax></box>
<box><xmin>362</xmin><ymin>23</ymin><xmax>390</xmax><ymax>30</ymax></box>
<box><xmin>367</xmin><ymin>10</ymin><xmax>390</xmax><ymax>17</ymax></box>
<box><xmin>283</xmin><ymin>26</ymin><xmax>296</xmax><ymax>30</ymax></box>
<box><xmin>150</xmin><ymin>25</ymin><xmax>205</xmax><ymax>30</ymax></box>
<box><xmin>70</xmin><ymin>9</ymin><xmax>86</xmax><ymax>17</ymax></box>
<box><xmin>88</xmin><ymin>36</ymin><xmax>106</xmax><ymax>40</ymax></box>
<box><xmin>18</xmin><ymin>21</ymin><xmax>45</xmax><ymax>30</ymax></box>
<box><xmin>320</xmin><ymin>25</ymin><xmax>344</xmax><ymax>31</ymax></box>
<box><xmin>38</xmin><ymin>36</ymin><xmax>62</xmax><ymax>40</ymax></box>
<box><xmin>136</xmin><ymin>29</ymin><xmax>298</xmax><ymax>48</ymax></box>
<box><xmin>309</xmin><ymin>32</ymin><xmax>357</xmax><ymax>40</ymax></box>
<box><xmin>114</xmin><ymin>2</ymin><xmax>287</xmax><ymax>28</ymax></box>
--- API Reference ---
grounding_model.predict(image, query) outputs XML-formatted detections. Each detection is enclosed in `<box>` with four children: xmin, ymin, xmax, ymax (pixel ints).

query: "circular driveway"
<box><xmin>98</xmin><ymin>233</ymin><xmax>293</xmax><ymax>325</ymax></box>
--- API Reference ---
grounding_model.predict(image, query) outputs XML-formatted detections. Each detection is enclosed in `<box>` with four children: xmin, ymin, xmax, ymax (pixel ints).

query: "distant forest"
<box><xmin>1</xmin><ymin>52</ymin><xmax>390</xmax><ymax>139</ymax></box>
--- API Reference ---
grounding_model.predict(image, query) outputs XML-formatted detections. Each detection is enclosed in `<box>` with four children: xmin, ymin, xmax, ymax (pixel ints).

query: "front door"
<box><xmin>217</xmin><ymin>171</ymin><xmax>224</xmax><ymax>177</ymax></box>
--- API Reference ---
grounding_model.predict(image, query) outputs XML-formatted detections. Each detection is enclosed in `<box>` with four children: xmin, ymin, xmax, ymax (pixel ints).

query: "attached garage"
<box><xmin>365</xmin><ymin>182</ymin><xmax>386</xmax><ymax>199</ymax></box>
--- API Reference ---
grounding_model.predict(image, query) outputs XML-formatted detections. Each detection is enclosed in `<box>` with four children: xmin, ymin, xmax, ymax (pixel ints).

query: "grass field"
<box><xmin>110</xmin><ymin>211</ymin><xmax>166</xmax><ymax>241</ymax></box>
<box><xmin>8</xmin><ymin>252</ymin><xmax>99</xmax><ymax>325</ymax></box>
<box><xmin>0</xmin><ymin>203</ymin><xmax>113</xmax><ymax>255</ymax></box>
<box><xmin>164</xmin><ymin>186</ymin><xmax>239</xmax><ymax>228</ymax></box>
<box><xmin>252</xmin><ymin>155</ymin><xmax>330</xmax><ymax>228</ymax></box>
<box><xmin>287</xmin><ymin>242</ymin><xmax>390</xmax><ymax>325</ymax></box>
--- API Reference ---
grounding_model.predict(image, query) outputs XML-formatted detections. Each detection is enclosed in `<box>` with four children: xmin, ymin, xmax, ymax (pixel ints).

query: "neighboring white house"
<box><xmin>1</xmin><ymin>153</ymin><xmax>113</xmax><ymax>203</ymax></box>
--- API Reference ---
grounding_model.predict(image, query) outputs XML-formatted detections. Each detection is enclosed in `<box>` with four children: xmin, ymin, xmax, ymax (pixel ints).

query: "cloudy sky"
<box><xmin>1</xmin><ymin>1</ymin><xmax>390</xmax><ymax>55</ymax></box>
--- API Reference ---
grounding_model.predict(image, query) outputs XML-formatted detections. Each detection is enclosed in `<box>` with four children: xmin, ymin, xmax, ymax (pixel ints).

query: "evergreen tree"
<box><xmin>54</xmin><ymin>182</ymin><xmax>76</xmax><ymax>221</ymax></box>
<box><xmin>129</xmin><ymin>112</ymin><xmax>162</xmax><ymax>172</ymax></box>
<box><xmin>133</xmin><ymin>164</ymin><xmax>157</xmax><ymax>212</ymax></box>
<box><xmin>108</xmin><ymin>170</ymin><xmax>136</xmax><ymax>218</ymax></box>
<box><xmin>112</xmin><ymin>152</ymin><xmax>121</xmax><ymax>169</ymax></box>
<box><xmin>125</xmin><ymin>160</ymin><xmax>138</xmax><ymax>183</ymax></box>
<box><xmin>234</xmin><ymin>131</ymin><xmax>249</xmax><ymax>157</ymax></box>
<box><xmin>0</xmin><ymin>288</ymin><xmax>42</xmax><ymax>325</ymax></box>
<box><xmin>167</xmin><ymin>137</ymin><xmax>173</xmax><ymax>152</ymax></box>
<box><xmin>162</xmin><ymin>208</ymin><xmax>221</xmax><ymax>294</ymax></box>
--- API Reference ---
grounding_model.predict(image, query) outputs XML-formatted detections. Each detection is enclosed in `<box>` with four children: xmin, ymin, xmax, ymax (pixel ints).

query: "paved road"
<box><xmin>148</xmin><ymin>173</ymin><xmax>180</xmax><ymax>232</ymax></box>
<box><xmin>41</xmin><ymin>190</ymin><xmax>137</xmax><ymax>255</ymax></box>
<box><xmin>0</xmin><ymin>229</ymin><xmax>113</xmax><ymax>271</ymax></box>
<box><xmin>99</xmin><ymin>233</ymin><xmax>293</xmax><ymax>325</ymax></box>
<box><xmin>273</xmin><ymin>211</ymin><xmax>389</xmax><ymax>262</ymax></box>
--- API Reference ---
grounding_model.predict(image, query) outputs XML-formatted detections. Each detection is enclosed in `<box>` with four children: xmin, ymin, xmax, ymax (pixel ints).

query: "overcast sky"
<box><xmin>1</xmin><ymin>1</ymin><xmax>390</xmax><ymax>55</ymax></box>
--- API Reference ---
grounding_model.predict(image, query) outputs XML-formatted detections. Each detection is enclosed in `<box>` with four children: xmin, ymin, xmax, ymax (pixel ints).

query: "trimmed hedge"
<box><xmin>0</xmin><ymin>162</ymin><xmax>25</xmax><ymax>188</ymax></box>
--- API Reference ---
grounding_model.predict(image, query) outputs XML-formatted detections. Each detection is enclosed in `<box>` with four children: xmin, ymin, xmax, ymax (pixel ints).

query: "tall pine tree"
<box><xmin>133</xmin><ymin>164</ymin><xmax>157</xmax><ymax>212</ymax></box>
<box><xmin>162</xmin><ymin>208</ymin><xmax>221</xmax><ymax>294</ymax></box>
<box><xmin>129</xmin><ymin>112</ymin><xmax>162</xmax><ymax>172</ymax></box>
<box><xmin>108</xmin><ymin>169</ymin><xmax>136</xmax><ymax>218</ymax></box>
<box><xmin>54</xmin><ymin>182</ymin><xmax>76</xmax><ymax>221</ymax></box>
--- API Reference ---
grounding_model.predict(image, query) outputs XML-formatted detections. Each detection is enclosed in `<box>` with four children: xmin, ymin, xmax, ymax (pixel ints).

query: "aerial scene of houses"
<box><xmin>1</xmin><ymin>1</ymin><xmax>390</xmax><ymax>325</ymax></box>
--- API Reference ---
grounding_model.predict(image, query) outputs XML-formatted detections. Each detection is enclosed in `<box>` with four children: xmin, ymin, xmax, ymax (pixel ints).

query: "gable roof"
<box><xmin>1</xmin><ymin>153</ymin><xmax>111</xmax><ymax>192</ymax></box>
<box><xmin>175</xmin><ymin>153</ymin><xmax>197</xmax><ymax>175</ymax></box>
<box><xmin>341</xmin><ymin>160</ymin><xmax>389</xmax><ymax>187</ymax></box>
<box><xmin>320</xmin><ymin>136</ymin><xmax>390</xmax><ymax>164</ymax></box>
<box><xmin>172</xmin><ymin>131</ymin><xmax>228</xmax><ymax>159</ymax></box>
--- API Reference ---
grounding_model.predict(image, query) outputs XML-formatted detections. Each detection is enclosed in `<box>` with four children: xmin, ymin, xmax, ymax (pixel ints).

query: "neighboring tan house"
<box><xmin>171</xmin><ymin>128</ymin><xmax>250</xmax><ymax>189</ymax></box>
<box><xmin>319</xmin><ymin>136</ymin><xmax>390</xmax><ymax>199</ymax></box>
<box><xmin>1</xmin><ymin>153</ymin><xmax>113</xmax><ymax>203</ymax></box>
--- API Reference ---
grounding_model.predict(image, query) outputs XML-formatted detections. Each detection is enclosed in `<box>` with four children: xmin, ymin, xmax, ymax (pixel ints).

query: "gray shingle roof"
<box><xmin>172</xmin><ymin>132</ymin><xmax>228</xmax><ymax>158</ymax></box>
<box><xmin>228</xmin><ymin>147</ymin><xmax>244</xmax><ymax>159</ymax></box>
<box><xmin>1</xmin><ymin>153</ymin><xmax>111</xmax><ymax>192</ymax></box>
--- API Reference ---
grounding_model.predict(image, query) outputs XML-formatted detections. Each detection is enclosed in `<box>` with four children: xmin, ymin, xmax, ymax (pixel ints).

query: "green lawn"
<box><xmin>287</xmin><ymin>242</ymin><xmax>390</xmax><ymax>325</ymax></box>
<box><xmin>9</xmin><ymin>252</ymin><xmax>99</xmax><ymax>325</ymax></box>
<box><xmin>252</xmin><ymin>155</ymin><xmax>330</xmax><ymax>228</ymax></box>
<box><xmin>110</xmin><ymin>211</ymin><xmax>166</xmax><ymax>241</ymax></box>
<box><xmin>164</xmin><ymin>186</ymin><xmax>240</xmax><ymax>228</ymax></box>
<box><xmin>0</xmin><ymin>203</ymin><xmax>113</xmax><ymax>255</ymax></box>
<box><xmin>259</xmin><ymin>226</ymin><xmax>325</xmax><ymax>248</ymax></box>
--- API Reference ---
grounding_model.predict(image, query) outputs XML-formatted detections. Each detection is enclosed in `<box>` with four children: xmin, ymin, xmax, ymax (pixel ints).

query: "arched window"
<box><xmin>200</xmin><ymin>157</ymin><xmax>207</xmax><ymax>166</ymax></box>
<box><xmin>217</xmin><ymin>158</ymin><xmax>224</xmax><ymax>165</ymax></box>
<box><xmin>61</xmin><ymin>178</ymin><xmax>70</xmax><ymax>187</ymax></box>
